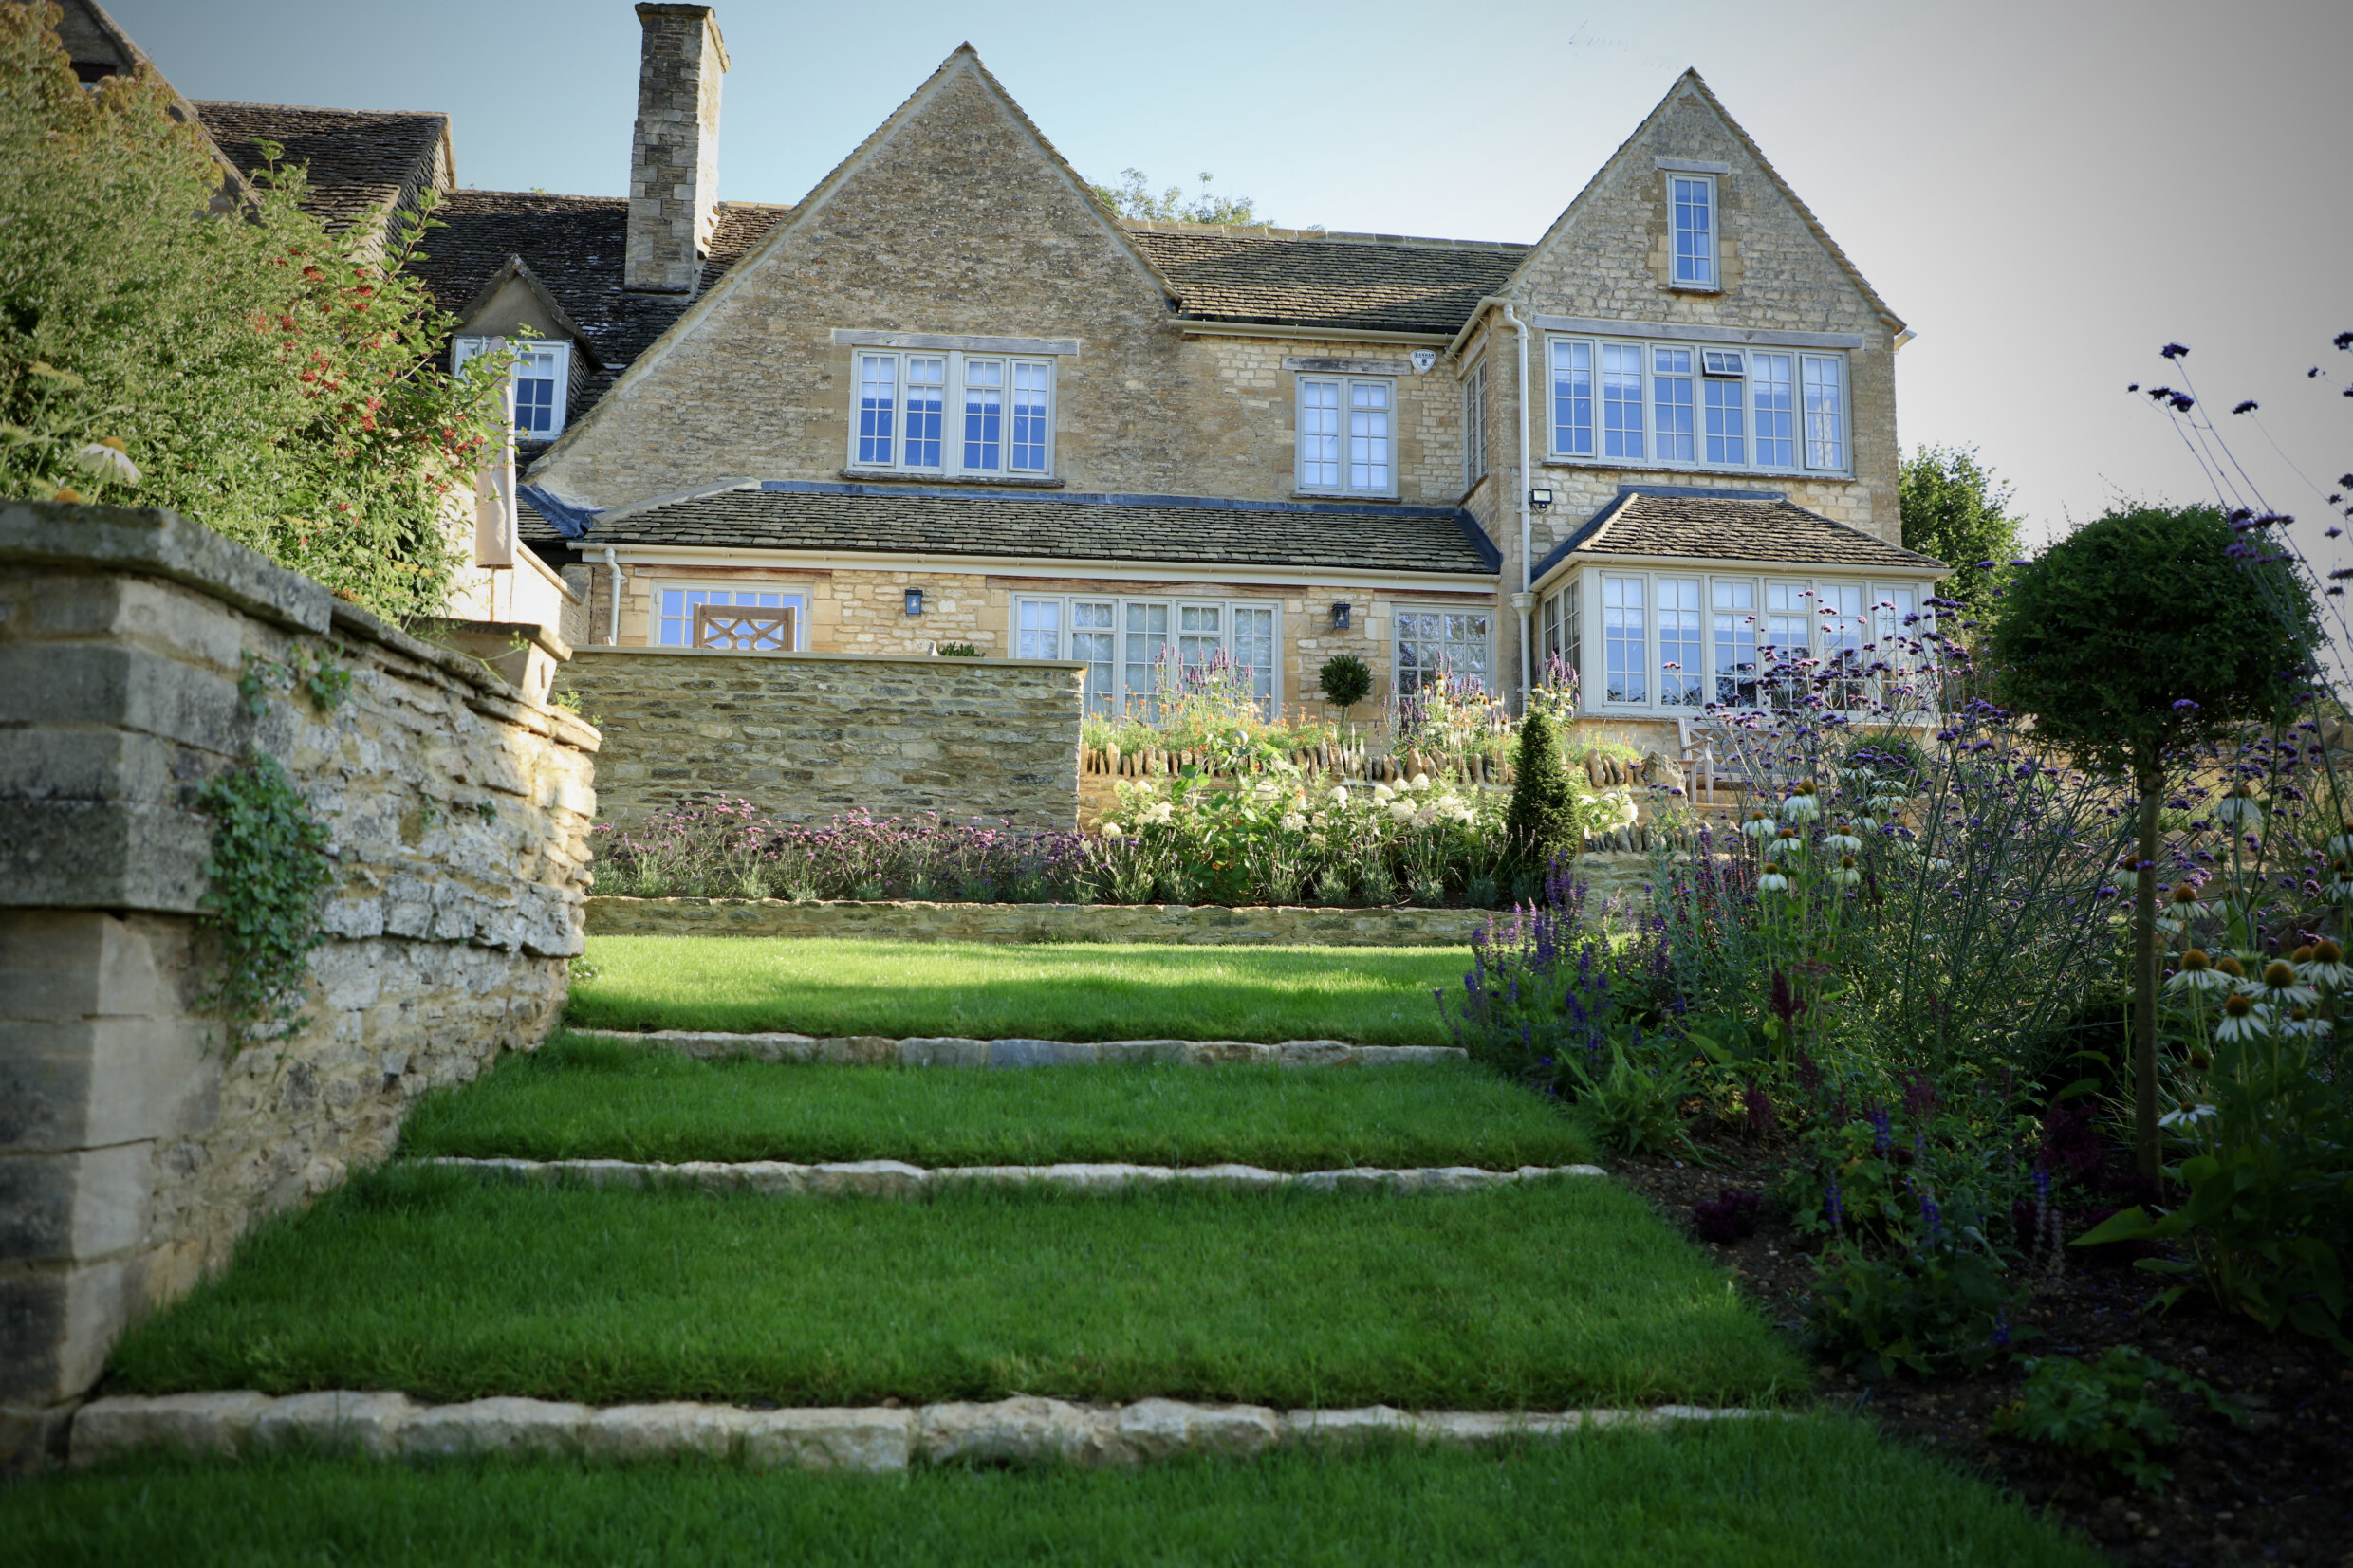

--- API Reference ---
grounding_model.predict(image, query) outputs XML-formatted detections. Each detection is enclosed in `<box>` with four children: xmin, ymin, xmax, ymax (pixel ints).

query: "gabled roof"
<box><xmin>532</xmin><ymin>481</ymin><xmax>1498</xmax><ymax>579</ymax></box>
<box><xmin>1531</xmin><ymin>487</ymin><xmax>1944</xmax><ymax>583</ymax></box>
<box><xmin>1129</xmin><ymin>226</ymin><xmax>1527</xmax><ymax>336</ymax></box>
<box><xmin>1499</xmin><ymin>69</ymin><xmax>1905</xmax><ymax>337</ymax></box>
<box><xmin>454</xmin><ymin>254</ymin><xmax>603</xmax><ymax>369</ymax></box>
<box><xmin>193</xmin><ymin>101</ymin><xmax>450</xmax><ymax>234</ymax></box>
<box><xmin>403</xmin><ymin>192</ymin><xmax>789</xmax><ymax>428</ymax></box>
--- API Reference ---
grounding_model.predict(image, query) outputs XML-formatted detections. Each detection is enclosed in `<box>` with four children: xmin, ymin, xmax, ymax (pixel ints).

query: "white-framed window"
<box><xmin>1671</xmin><ymin>174</ymin><xmax>1716</xmax><ymax>288</ymax></box>
<box><xmin>1547</xmin><ymin>334</ymin><xmax>1848</xmax><ymax>475</ymax></box>
<box><xmin>1395</xmin><ymin>607</ymin><xmax>1491</xmax><ymax>697</ymax></box>
<box><xmin>1013</xmin><ymin>595</ymin><xmax>1280</xmax><ymax>718</ymax></box>
<box><xmin>656</xmin><ymin>583</ymin><xmax>806</xmax><ymax>650</ymax></box>
<box><xmin>1462</xmin><ymin>358</ymin><xmax>1489</xmax><ymax>489</ymax></box>
<box><xmin>851</xmin><ymin>350</ymin><xmax>1053</xmax><ymax>477</ymax></box>
<box><xmin>453</xmin><ymin>336</ymin><xmax>572</xmax><ymax>439</ymax></box>
<box><xmin>1568</xmin><ymin>570</ymin><xmax>1928</xmax><ymax>714</ymax></box>
<box><xmin>1298</xmin><ymin>375</ymin><xmax>1394</xmax><ymax>496</ymax></box>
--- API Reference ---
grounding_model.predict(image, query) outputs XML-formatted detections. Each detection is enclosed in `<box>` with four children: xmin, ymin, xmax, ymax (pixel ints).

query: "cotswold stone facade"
<box><xmin>563</xmin><ymin>646</ymin><xmax>1084</xmax><ymax>829</ymax></box>
<box><xmin>183</xmin><ymin>5</ymin><xmax>1945</xmax><ymax>739</ymax></box>
<box><xmin>0</xmin><ymin>504</ymin><xmax>597</xmax><ymax>1468</ymax></box>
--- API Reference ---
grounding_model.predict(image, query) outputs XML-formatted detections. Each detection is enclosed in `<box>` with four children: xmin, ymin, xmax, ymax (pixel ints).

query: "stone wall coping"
<box><xmin>417</xmin><ymin>1156</ymin><xmax>1605</xmax><ymax>1195</ymax></box>
<box><xmin>420</xmin><ymin>618</ymin><xmax>577</xmax><ymax>663</ymax></box>
<box><xmin>0</xmin><ymin>501</ymin><xmax>329</xmax><ymax>636</ymax></box>
<box><xmin>566</xmin><ymin>1028</ymin><xmax>1467</xmax><ymax>1065</ymax></box>
<box><xmin>569</xmin><ymin>644</ymin><xmax>1084</xmax><ymax>671</ymax></box>
<box><xmin>68</xmin><ymin>1391</ymin><xmax>1769</xmax><ymax>1470</ymax></box>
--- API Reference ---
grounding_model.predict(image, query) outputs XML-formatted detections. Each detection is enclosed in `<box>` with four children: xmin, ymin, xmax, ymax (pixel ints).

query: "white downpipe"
<box><xmin>1501</xmin><ymin>303</ymin><xmax>1533</xmax><ymax>709</ymax></box>
<box><xmin>602</xmin><ymin>546</ymin><xmax>621</xmax><ymax>645</ymax></box>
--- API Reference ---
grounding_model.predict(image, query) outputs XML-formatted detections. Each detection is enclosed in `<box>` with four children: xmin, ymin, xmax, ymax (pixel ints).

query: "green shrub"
<box><xmin>1317</xmin><ymin>653</ymin><xmax>1373</xmax><ymax>720</ymax></box>
<box><xmin>1503</xmin><ymin>709</ymin><xmax>1580</xmax><ymax>874</ymax></box>
<box><xmin>0</xmin><ymin>9</ymin><xmax>510</xmax><ymax>620</ymax></box>
<box><xmin>1992</xmin><ymin>1349</ymin><xmax>2242</xmax><ymax>1491</ymax></box>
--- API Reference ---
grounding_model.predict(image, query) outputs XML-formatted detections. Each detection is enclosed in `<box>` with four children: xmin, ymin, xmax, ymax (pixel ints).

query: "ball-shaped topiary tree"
<box><xmin>1504</xmin><ymin>708</ymin><xmax>1582</xmax><ymax>880</ymax></box>
<box><xmin>1989</xmin><ymin>502</ymin><xmax>2322</xmax><ymax>1174</ymax></box>
<box><xmin>1318</xmin><ymin>654</ymin><xmax>1373</xmax><ymax>725</ymax></box>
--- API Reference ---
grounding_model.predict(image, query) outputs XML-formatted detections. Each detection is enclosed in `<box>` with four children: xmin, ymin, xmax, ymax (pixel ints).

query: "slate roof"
<box><xmin>1536</xmin><ymin>488</ymin><xmax>1944</xmax><ymax>579</ymax></box>
<box><xmin>194</xmin><ymin>101</ymin><xmax>448</xmax><ymax>233</ymax></box>
<box><xmin>546</xmin><ymin>483</ymin><xmax>1498</xmax><ymax>578</ymax></box>
<box><xmin>1127</xmin><ymin>226</ymin><xmax>1526</xmax><ymax>336</ymax></box>
<box><xmin>402</xmin><ymin>192</ymin><xmax>790</xmax><ymax>428</ymax></box>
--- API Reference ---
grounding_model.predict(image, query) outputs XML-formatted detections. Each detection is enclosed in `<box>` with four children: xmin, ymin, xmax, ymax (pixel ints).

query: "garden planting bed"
<box><xmin>1617</xmin><ymin>1144</ymin><xmax>2353</xmax><ymax>1568</ymax></box>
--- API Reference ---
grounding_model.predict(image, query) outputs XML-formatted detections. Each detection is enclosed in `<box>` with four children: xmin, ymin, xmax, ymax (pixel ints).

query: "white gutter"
<box><xmin>1500</xmin><ymin>302</ymin><xmax>1534</xmax><ymax>708</ymax></box>
<box><xmin>594</xmin><ymin>544</ymin><xmax>1497</xmax><ymax>596</ymax></box>
<box><xmin>602</xmin><ymin>545</ymin><xmax>621</xmax><ymax>645</ymax></box>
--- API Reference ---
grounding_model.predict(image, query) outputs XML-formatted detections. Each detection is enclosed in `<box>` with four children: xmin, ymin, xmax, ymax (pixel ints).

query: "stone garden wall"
<box><xmin>0</xmin><ymin>502</ymin><xmax>599</xmax><ymax>1470</ymax></box>
<box><xmin>557</xmin><ymin>646</ymin><xmax>1085</xmax><ymax>831</ymax></box>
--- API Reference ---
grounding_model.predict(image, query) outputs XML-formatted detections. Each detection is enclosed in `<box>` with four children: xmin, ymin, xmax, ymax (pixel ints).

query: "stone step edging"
<box><xmin>414</xmin><ymin>1156</ymin><xmax>1608</xmax><ymax>1197</ymax></box>
<box><xmin>584</xmin><ymin>895</ymin><xmax>1502</xmax><ymax>947</ymax></box>
<box><xmin>565</xmin><ymin>1029</ymin><xmax>1469</xmax><ymax>1067</ymax></box>
<box><xmin>70</xmin><ymin>1392</ymin><xmax>1772</xmax><ymax>1472</ymax></box>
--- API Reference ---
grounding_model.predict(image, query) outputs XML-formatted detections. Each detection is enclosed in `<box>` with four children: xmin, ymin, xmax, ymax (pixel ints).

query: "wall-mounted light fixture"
<box><xmin>1330</xmin><ymin>601</ymin><xmax>1351</xmax><ymax>632</ymax></box>
<box><xmin>1529</xmin><ymin>487</ymin><xmax>1554</xmax><ymax>512</ymax></box>
<box><xmin>904</xmin><ymin>587</ymin><xmax>924</xmax><ymax>616</ymax></box>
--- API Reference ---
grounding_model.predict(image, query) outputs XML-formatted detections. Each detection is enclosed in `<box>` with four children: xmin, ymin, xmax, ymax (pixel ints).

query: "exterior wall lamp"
<box><xmin>904</xmin><ymin>587</ymin><xmax>924</xmax><ymax>616</ymax></box>
<box><xmin>1529</xmin><ymin>488</ymin><xmax>1554</xmax><ymax>512</ymax></box>
<box><xmin>1330</xmin><ymin>601</ymin><xmax>1351</xmax><ymax>631</ymax></box>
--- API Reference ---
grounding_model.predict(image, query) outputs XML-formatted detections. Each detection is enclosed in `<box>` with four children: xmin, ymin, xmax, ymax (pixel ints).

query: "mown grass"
<box><xmin>569</xmin><ymin>936</ymin><xmax>1473</xmax><ymax>1045</ymax></box>
<box><xmin>398</xmin><ymin>1033</ymin><xmax>1589</xmax><ymax>1171</ymax></box>
<box><xmin>106</xmin><ymin>1167</ymin><xmax>1795</xmax><ymax>1409</ymax></box>
<box><xmin>0</xmin><ymin>1420</ymin><xmax>2100</xmax><ymax>1568</ymax></box>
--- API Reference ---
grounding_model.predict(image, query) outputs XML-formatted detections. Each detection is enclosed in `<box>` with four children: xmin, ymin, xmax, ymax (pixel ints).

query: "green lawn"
<box><xmin>106</xmin><ymin>1167</ymin><xmax>1795</xmax><ymax>1410</ymax></box>
<box><xmin>1</xmin><ymin>1420</ymin><xmax>2099</xmax><ymax>1568</ymax></box>
<box><xmin>570</xmin><ymin>936</ymin><xmax>1472</xmax><ymax>1045</ymax></box>
<box><xmin>398</xmin><ymin>1032</ymin><xmax>1589</xmax><ymax>1171</ymax></box>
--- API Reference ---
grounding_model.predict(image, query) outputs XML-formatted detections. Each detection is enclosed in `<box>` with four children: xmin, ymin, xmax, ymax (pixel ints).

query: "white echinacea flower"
<box><xmin>1756</xmin><ymin>870</ymin><xmax>1790</xmax><ymax>895</ymax></box>
<box><xmin>2212</xmin><ymin>784</ymin><xmax>2264</xmax><ymax>830</ymax></box>
<box><xmin>2164</xmin><ymin>949</ymin><xmax>2234</xmax><ymax>992</ymax></box>
<box><xmin>1740</xmin><ymin>812</ymin><xmax>1778</xmax><ymax>841</ymax></box>
<box><xmin>1824</xmin><ymin>822</ymin><xmax>1862</xmax><ymax>854</ymax></box>
<box><xmin>1826</xmin><ymin>855</ymin><xmax>1863</xmax><ymax>887</ymax></box>
<box><xmin>2214</xmin><ymin>991</ymin><xmax>2266</xmax><ymax>1042</ymax></box>
<box><xmin>1766</xmin><ymin>829</ymin><xmax>1805</xmax><ymax>861</ymax></box>
<box><xmin>2157</xmin><ymin>1099</ymin><xmax>2217</xmax><ymax>1128</ymax></box>
<box><xmin>2297</xmin><ymin>938</ymin><xmax>2353</xmax><ymax>991</ymax></box>
<box><xmin>1780</xmin><ymin>784</ymin><xmax>1823</xmax><ymax>821</ymax></box>
<box><xmin>2246</xmin><ymin>958</ymin><xmax>2318</xmax><ymax>1009</ymax></box>
<box><xmin>75</xmin><ymin>439</ymin><xmax>139</xmax><ymax>486</ymax></box>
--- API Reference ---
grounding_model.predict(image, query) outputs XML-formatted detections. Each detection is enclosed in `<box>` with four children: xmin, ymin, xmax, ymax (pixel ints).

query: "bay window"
<box><xmin>852</xmin><ymin>350</ymin><xmax>1053</xmax><ymax>477</ymax></box>
<box><xmin>1547</xmin><ymin>333</ymin><xmax>1848</xmax><ymax>475</ymax></box>
<box><xmin>1602</xmin><ymin>576</ymin><xmax>1646</xmax><ymax>703</ymax></box>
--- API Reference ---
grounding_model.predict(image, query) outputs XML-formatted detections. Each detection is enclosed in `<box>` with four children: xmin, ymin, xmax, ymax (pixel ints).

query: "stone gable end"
<box><xmin>536</xmin><ymin>57</ymin><xmax>1184</xmax><ymax>507</ymax></box>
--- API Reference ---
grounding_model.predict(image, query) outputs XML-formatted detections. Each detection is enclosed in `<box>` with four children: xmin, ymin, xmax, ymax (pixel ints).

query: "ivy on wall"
<box><xmin>195</xmin><ymin>751</ymin><xmax>334</xmax><ymax>1042</ymax></box>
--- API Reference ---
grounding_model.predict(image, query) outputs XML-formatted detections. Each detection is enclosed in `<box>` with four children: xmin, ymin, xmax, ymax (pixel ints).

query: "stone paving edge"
<box><xmin>563</xmin><ymin>1029</ymin><xmax>1470</xmax><ymax>1068</ymax></box>
<box><xmin>411</xmin><ymin>1157</ymin><xmax>1610</xmax><ymax>1195</ymax></box>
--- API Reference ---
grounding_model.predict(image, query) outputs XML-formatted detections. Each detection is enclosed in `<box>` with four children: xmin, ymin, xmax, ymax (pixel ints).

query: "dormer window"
<box><xmin>453</xmin><ymin>337</ymin><xmax>572</xmax><ymax>439</ymax></box>
<box><xmin>851</xmin><ymin>350</ymin><xmax>1054</xmax><ymax>477</ymax></box>
<box><xmin>1671</xmin><ymin>175</ymin><xmax>1716</xmax><ymax>289</ymax></box>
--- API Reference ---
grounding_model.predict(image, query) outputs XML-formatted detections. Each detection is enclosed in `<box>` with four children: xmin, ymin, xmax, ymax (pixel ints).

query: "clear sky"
<box><xmin>109</xmin><ymin>0</ymin><xmax>2352</xmax><ymax>564</ymax></box>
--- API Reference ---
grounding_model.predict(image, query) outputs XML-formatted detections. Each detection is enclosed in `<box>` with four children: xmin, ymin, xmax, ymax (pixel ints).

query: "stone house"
<box><xmin>112</xmin><ymin>0</ymin><xmax>1943</xmax><ymax>754</ymax></box>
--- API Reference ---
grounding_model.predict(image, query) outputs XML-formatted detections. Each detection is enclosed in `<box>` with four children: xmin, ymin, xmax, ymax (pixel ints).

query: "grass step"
<box><xmin>68</xmin><ymin>1389</ymin><xmax>1769</xmax><ymax>1471</ymax></box>
<box><xmin>399</xmin><ymin>1037</ymin><xmax>1584</xmax><ymax>1171</ymax></box>
<box><xmin>572</xmin><ymin>936</ymin><xmax>1469</xmax><ymax>1045</ymax></box>
<box><xmin>411</xmin><ymin>1157</ymin><xmax>1607</xmax><ymax>1195</ymax></box>
<box><xmin>107</xmin><ymin>1168</ymin><xmax>1794</xmax><ymax>1410</ymax></box>
<box><xmin>9</xmin><ymin>1419</ymin><xmax>2102</xmax><ymax>1566</ymax></box>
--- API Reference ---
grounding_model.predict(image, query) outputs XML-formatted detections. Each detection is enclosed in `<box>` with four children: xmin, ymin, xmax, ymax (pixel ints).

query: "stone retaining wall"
<box><xmin>0</xmin><ymin>502</ymin><xmax>599</xmax><ymax>1469</ymax></box>
<box><xmin>584</xmin><ymin>895</ymin><xmax>1499</xmax><ymax>946</ymax></box>
<box><xmin>557</xmin><ymin>645</ymin><xmax>1084</xmax><ymax>830</ymax></box>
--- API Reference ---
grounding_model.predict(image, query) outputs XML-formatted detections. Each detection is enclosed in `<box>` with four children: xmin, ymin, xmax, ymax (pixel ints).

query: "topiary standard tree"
<box><xmin>1504</xmin><ymin>708</ymin><xmax>1581</xmax><ymax>878</ymax></box>
<box><xmin>1989</xmin><ymin>503</ymin><xmax>2321</xmax><ymax>1176</ymax></box>
<box><xmin>1318</xmin><ymin>654</ymin><xmax>1373</xmax><ymax>726</ymax></box>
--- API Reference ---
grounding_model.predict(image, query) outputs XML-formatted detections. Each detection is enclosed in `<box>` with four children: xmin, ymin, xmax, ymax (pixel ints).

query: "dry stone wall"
<box><xmin>559</xmin><ymin>645</ymin><xmax>1084</xmax><ymax>829</ymax></box>
<box><xmin>0</xmin><ymin>502</ymin><xmax>598</xmax><ymax>1469</ymax></box>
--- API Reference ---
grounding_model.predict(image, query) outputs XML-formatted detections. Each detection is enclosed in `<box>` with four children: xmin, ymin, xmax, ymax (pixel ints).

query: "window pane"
<box><xmin>1673</xmin><ymin>175</ymin><xmax>1714</xmax><ymax>286</ymax></box>
<box><xmin>1176</xmin><ymin>604</ymin><xmax>1221</xmax><ymax>675</ymax></box>
<box><xmin>1820</xmin><ymin>582</ymin><xmax>1866</xmax><ymax>707</ymax></box>
<box><xmin>1551</xmin><ymin>341</ymin><xmax>1593</xmax><ymax>457</ymax></box>
<box><xmin>1072</xmin><ymin>600</ymin><xmax>1116</xmax><ymax>717</ymax></box>
<box><xmin>1803</xmin><ymin>356</ymin><xmax>1845</xmax><ymax>470</ymax></box>
<box><xmin>857</xmin><ymin>355</ymin><xmax>896</xmax><ymax>466</ymax></box>
<box><xmin>1123</xmin><ymin>600</ymin><xmax>1168</xmax><ymax>720</ymax></box>
<box><xmin>1299</xmin><ymin>379</ymin><xmax>1340</xmax><ymax>489</ymax></box>
<box><xmin>1752</xmin><ymin>353</ymin><xmax>1794</xmax><ymax>468</ymax></box>
<box><xmin>1010</xmin><ymin>361</ymin><xmax>1049</xmax><ymax>472</ymax></box>
<box><xmin>963</xmin><ymin>359</ymin><xmax>1003</xmax><ymax>471</ymax></box>
<box><xmin>1704</xmin><ymin>377</ymin><xmax>1744</xmax><ymax>465</ymax></box>
<box><xmin>1232</xmin><ymin>604</ymin><xmax>1275</xmax><ymax>717</ymax></box>
<box><xmin>1017</xmin><ymin>598</ymin><xmax>1062</xmax><ymax>660</ymax></box>
<box><xmin>1658</xmin><ymin>577</ymin><xmax>1703</xmax><ymax>707</ymax></box>
<box><xmin>1348</xmin><ymin>380</ymin><xmax>1391</xmax><ymax>492</ymax></box>
<box><xmin>1603</xmin><ymin>343</ymin><xmax>1643</xmax><ymax>460</ymax></box>
<box><xmin>1653</xmin><ymin>347</ymin><xmax>1695</xmax><ymax>463</ymax></box>
<box><xmin>1462</xmin><ymin>360</ymin><xmax>1489</xmax><ymax>486</ymax></box>
<box><xmin>903</xmin><ymin>356</ymin><xmax>943</xmax><ymax>468</ymax></box>
<box><xmin>1603</xmin><ymin>575</ymin><xmax>1646</xmax><ymax>704</ymax></box>
<box><xmin>1712</xmin><ymin>580</ymin><xmax>1758</xmax><ymax>707</ymax></box>
<box><xmin>1394</xmin><ymin>607</ymin><xmax>1489</xmax><ymax>696</ymax></box>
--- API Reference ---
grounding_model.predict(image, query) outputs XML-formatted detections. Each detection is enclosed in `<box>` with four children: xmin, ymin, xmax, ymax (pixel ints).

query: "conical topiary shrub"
<box><xmin>1504</xmin><ymin>708</ymin><xmax>1580</xmax><ymax>876</ymax></box>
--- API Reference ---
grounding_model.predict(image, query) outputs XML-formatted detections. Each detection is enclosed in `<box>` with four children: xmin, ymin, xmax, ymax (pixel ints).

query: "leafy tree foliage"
<box><xmin>1504</xmin><ymin>709</ymin><xmax>1581</xmax><ymax>875</ymax></box>
<box><xmin>1989</xmin><ymin>502</ymin><xmax>2322</xmax><ymax>1172</ymax></box>
<box><xmin>1317</xmin><ymin>654</ymin><xmax>1372</xmax><ymax>721</ymax></box>
<box><xmin>1899</xmin><ymin>445</ymin><xmax>2022</xmax><ymax>618</ymax></box>
<box><xmin>0</xmin><ymin>5</ymin><xmax>509</xmax><ymax>620</ymax></box>
<box><xmin>1091</xmin><ymin>168</ymin><xmax>1265</xmax><ymax>227</ymax></box>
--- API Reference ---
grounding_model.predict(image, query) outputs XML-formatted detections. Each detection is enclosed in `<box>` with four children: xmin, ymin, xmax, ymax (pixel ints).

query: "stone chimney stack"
<box><xmin>624</xmin><ymin>4</ymin><xmax>729</xmax><ymax>294</ymax></box>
